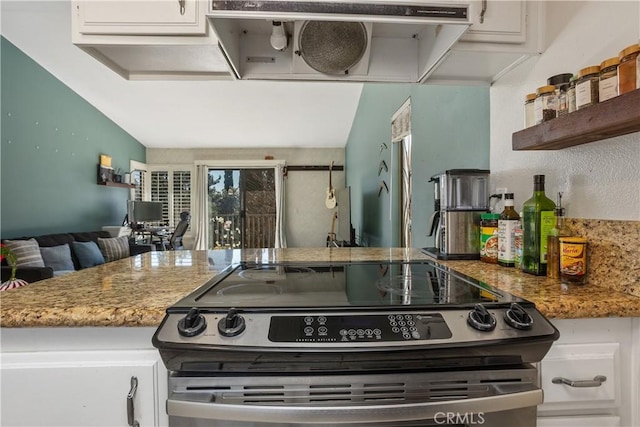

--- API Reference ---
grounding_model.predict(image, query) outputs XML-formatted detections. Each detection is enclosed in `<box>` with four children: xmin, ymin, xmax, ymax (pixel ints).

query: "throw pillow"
<box><xmin>97</xmin><ymin>236</ymin><xmax>130</xmax><ymax>263</ymax></box>
<box><xmin>39</xmin><ymin>244</ymin><xmax>75</xmax><ymax>272</ymax></box>
<box><xmin>71</xmin><ymin>241</ymin><xmax>105</xmax><ymax>269</ymax></box>
<box><xmin>3</xmin><ymin>239</ymin><xmax>45</xmax><ymax>268</ymax></box>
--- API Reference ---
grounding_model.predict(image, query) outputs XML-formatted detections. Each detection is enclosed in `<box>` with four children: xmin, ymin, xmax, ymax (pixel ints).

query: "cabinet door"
<box><xmin>75</xmin><ymin>0</ymin><xmax>207</xmax><ymax>35</ymax></box>
<box><xmin>1</xmin><ymin>350</ymin><xmax>166</xmax><ymax>427</ymax></box>
<box><xmin>461</xmin><ymin>0</ymin><xmax>527</xmax><ymax>44</ymax></box>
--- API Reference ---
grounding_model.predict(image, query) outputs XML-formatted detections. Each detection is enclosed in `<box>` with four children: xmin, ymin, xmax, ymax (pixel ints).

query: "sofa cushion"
<box><xmin>33</xmin><ymin>233</ymin><xmax>75</xmax><ymax>248</ymax></box>
<box><xmin>4</xmin><ymin>239</ymin><xmax>45</xmax><ymax>268</ymax></box>
<box><xmin>71</xmin><ymin>241</ymin><xmax>105</xmax><ymax>269</ymax></box>
<box><xmin>40</xmin><ymin>244</ymin><xmax>75</xmax><ymax>272</ymax></box>
<box><xmin>71</xmin><ymin>231</ymin><xmax>111</xmax><ymax>244</ymax></box>
<box><xmin>97</xmin><ymin>236</ymin><xmax>130</xmax><ymax>263</ymax></box>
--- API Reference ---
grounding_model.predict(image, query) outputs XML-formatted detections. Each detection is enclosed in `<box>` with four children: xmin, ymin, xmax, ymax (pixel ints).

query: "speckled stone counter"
<box><xmin>1</xmin><ymin>247</ymin><xmax>639</xmax><ymax>327</ymax></box>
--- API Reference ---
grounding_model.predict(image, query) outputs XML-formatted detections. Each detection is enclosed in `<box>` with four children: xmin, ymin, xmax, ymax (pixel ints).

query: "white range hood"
<box><xmin>208</xmin><ymin>0</ymin><xmax>471</xmax><ymax>83</ymax></box>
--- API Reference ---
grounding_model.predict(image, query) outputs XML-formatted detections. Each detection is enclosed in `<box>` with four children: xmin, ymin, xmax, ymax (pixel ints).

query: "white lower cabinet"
<box><xmin>538</xmin><ymin>318</ymin><xmax>639</xmax><ymax>427</ymax></box>
<box><xmin>0</xmin><ymin>328</ymin><xmax>168</xmax><ymax>427</ymax></box>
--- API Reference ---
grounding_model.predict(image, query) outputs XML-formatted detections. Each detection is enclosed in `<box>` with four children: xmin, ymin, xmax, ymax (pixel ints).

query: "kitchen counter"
<box><xmin>1</xmin><ymin>248</ymin><xmax>639</xmax><ymax>327</ymax></box>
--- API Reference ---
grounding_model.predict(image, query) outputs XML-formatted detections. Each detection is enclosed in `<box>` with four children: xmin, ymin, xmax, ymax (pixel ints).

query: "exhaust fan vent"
<box><xmin>297</xmin><ymin>21</ymin><xmax>368</xmax><ymax>75</ymax></box>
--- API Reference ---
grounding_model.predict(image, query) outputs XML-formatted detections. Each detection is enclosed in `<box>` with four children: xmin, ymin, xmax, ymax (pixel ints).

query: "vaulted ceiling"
<box><xmin>1</xmin><ymin>1</ymin><xmax>364</xmax><ymax>148</ymax></box>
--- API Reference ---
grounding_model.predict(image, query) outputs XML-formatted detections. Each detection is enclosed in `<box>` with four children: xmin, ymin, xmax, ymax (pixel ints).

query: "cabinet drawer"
<box><xmin>540</xmin><ymin>343</ymin><xmax>619</xmax><ymax>410</ymax></box>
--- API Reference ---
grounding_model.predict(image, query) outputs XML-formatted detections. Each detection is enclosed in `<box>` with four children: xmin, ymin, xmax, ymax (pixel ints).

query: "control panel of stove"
<box><xmin>268</xmin><ymin>313</ymin><xmax>452</xmax><ymax>343</ymax></box>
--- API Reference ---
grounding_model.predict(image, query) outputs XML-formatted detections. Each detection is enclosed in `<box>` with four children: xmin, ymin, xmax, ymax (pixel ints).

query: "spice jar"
<box><xmin>618</xmin><ymin>43</ymin><xmax>639</xmax><ymax>94</ymax></box>
<box><xmin>559</xmin><ymin>237</ymin><xmax>588</xmax><ymax>285</ymax></box>
<box><xmin>568</xmin><ymin>75</ymin><xmax>577</xmax><ymax>113</ymax></box>
<box><xmin>524</xmin><ymin>93</ymin><xmax>536</xmax><ymax>128</ymax></box>
<box><xmin>599</xmin><ymin>57</ymin><xmax>620</xmax><ymax>102</ymax></box>
<box><xmin>547</xmin><ymin>73</ymin><xmax>572</xmax><ymax>117</ymax></box>
<box><xmin>480</xmin><ymin>213</ymin><xmax>499</xmax><ymax>264</ymax></box>
<box><xmin>534</xmin><ymin>85</ymin><xmax>557</xmax><ymax>124</ymax></box>
<box><xmin>576</xmin><ymin>66</ymin><xmax>600</xmax><ymax>110</ymax></box>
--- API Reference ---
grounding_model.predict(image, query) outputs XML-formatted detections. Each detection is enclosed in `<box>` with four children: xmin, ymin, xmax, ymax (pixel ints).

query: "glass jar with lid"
<box><xmin>568</xmin><ymin>75</ymin><xmax>578</xmax><ymax>113</ymax></box>
<box><xmin>599</xmin><ymin>57</ymin><xmax>620</xmax><ymax>102</ymax></box>
<box><xmin>547</xmin><ymin>73</ymin><xmax>572</xmax><ymax>117</ymax></box>
<box><xmin>576</xmin><ymin>66</ymin><xmax>600</xmax><ymax>110</ymax></box>
<box><xmin>618</xmin><ymin>43</ymin><xmax>639</xmax><ymax>94</ymax></box>
<box><xmin>534</xmin><ymin>85</ymin><xmax>557</xmax><ymax>124</ymax></box>
<box><xmin>524</xmin><ymin>93</ymin><xmax>536</xmax><ymax>128</ymax></box>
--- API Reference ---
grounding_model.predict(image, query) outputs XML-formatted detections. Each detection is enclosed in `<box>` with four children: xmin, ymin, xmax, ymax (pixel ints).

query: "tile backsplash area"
<box><xmin>566</xmin><ymin>219</ymin><xmax>640</xmax><ymax>297</ymax></box>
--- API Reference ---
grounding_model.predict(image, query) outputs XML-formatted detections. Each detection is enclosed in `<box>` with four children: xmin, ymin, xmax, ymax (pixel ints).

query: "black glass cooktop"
<box><xmin>170</xmin><ymin>261</ymin><xmax>525</xmax><ymax>311</ymax></box>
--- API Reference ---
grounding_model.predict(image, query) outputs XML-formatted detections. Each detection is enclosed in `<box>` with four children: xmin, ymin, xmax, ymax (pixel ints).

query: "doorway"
<box><xmin>207</xmin><ymin>168</ymin><xmax>276</xmax><ymax>249</ymax></box>
<box><xmin>391</xmin><ymin>98</ymin><xmax>412</xmax><ymax>248</ymax></box>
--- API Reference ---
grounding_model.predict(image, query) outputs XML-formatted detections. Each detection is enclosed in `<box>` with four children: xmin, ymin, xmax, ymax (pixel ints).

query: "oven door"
<box><xmin>167</xmin><ymin>366</ymin><xmax>541</xmax><ymax>427</ymax></box>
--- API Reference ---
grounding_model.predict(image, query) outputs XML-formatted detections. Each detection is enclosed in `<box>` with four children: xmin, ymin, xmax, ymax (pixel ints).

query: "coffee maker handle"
<box><xmin>427</xmin><ymin>211</ymin><xmax>439</xmax><ymax>237</ymax></box>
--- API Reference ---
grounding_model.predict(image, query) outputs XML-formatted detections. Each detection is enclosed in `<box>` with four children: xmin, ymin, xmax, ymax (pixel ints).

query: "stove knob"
<box><xmin>177</xmin><ymin>307</ymin><xmax>207</xmax><ymax>337</ymax></box>
<box><xmin>504</xmin><ymin>303</ymin><xmax>534</xmax><ymax>330</ymax></box>
<box><xmin>218</xmin><ymin>308</ymin><xmax>246</xmax><ymax>337</ymax></box>
<box><xmin>467</xmin><ymin>304</ymin><xmax>496</xmax><ymax>331</ymax></box>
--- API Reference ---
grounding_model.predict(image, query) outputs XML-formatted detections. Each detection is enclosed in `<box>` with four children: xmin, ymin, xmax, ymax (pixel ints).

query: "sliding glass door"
<box><xmin>207</xmin><ymin>168</ymin><xmax>276</xmax><ymax>249</ymax></box>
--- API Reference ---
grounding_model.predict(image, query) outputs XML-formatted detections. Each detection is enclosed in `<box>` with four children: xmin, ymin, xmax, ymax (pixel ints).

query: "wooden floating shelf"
<box><xmin>98</xmin><ymin>181</ymin><xmax>135</xmax><ymax>188</ymax></box>
<box><xmin>512</xmin><ymin>88</ymin><xmax>640</xmax><ymax>150</ymax></box>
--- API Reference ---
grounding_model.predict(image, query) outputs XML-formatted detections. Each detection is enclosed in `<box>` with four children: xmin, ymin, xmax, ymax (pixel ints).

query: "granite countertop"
<box><xmin>1</xmin><ymin>248</ymin><xmax>639</xmax><ymax>327</ymax></box>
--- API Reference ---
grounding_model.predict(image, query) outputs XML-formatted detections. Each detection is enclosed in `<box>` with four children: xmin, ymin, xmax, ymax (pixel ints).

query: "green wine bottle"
<box><xmin>522</xmin><ymin>175</ymin><xmax>556</xmax><ymax>275</ymax></box>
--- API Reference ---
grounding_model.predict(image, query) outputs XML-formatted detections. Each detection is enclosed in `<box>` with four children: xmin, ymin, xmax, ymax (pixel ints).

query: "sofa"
<box><xmin>1</xmin><ymin>231</ymin><xmax>153</xmax><ymax>283</ymax></box>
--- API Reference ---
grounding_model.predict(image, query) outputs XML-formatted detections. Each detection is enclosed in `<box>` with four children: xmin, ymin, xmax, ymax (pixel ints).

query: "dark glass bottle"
<box><xmin>522</xmin><ymin>175</ymin><xmax>556</xmax><ymax>276</ymax></box>
<box><xmin>498</xmin><ymin>193</ymin><xmax>521</xmax><ymax>267</ymax></box>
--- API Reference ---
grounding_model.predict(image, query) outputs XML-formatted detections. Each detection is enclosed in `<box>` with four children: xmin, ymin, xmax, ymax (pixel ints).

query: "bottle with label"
<box><xmin>480</xmin><ymin>213</ymin><xmax>500</xmax><ymax>264</ymax></box>
<box><xmin>546</xmin><ymin>194</ymin><xmax>571</xmax><ymax>279</ymax></box>
<box><xmin>498</xmin><ymin>193</ymin><xmax>520</xmax><ymax>267</ymax></box>
<box><xmin>522</xmin><ymin>175</ymin><xmax>556</xmax><ymax>276</ymax></box>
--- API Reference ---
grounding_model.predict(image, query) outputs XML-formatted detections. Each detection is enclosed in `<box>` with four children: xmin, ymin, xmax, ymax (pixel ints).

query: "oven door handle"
<box><xmin>167</xmin><ymin>387</ymin><xmax>542</xmax><ymax>424</ymax></box>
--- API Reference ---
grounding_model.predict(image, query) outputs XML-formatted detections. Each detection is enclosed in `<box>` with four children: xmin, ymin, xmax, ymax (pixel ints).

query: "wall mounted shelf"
<box><xmin>98</xmin><ymin>181</ymin><xmax>134</xmax><ymax>188</ymax></box>
<box><xmin>512</xmin><ymin>88</ymin><xmax>640</xmax><ymax>150</ymax></box>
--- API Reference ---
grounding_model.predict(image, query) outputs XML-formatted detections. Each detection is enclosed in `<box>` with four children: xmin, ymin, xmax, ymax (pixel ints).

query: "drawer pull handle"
<box><xmin>552</xmin><ymin>375</ymin><xmax>607</xmax><ymax>388</ymax></box>
<box><xmin>127</xmin><ymin>376</ymin><xmax>140</xmax><ymax>427</ymax></box>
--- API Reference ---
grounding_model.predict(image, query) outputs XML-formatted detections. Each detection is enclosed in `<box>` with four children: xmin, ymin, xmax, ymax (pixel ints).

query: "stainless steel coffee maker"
<box><xmin>424</xmin><ymin>169</ymin><xmax>489</xmax><ymax>260</ymax></box>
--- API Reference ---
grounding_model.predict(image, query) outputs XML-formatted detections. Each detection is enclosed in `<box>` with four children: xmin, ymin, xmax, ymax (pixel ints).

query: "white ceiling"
<box><xmin>0</xmin><ymin>1</ymin><xmax>364</xmax><ymax>149</ymax></box>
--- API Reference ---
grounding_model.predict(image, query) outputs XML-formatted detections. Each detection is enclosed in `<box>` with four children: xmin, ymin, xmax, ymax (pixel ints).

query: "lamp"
<box><xmin>270</xmin><ymin>21</ymin><xmax>288</xmax><ymax>51</ymax></box>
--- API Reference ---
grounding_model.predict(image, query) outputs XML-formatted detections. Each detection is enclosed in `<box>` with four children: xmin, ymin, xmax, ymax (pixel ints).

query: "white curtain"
<box><xmin>193</xmin><ymin>164</ymin><xmax>209</xmax><ymax>250</ymax></box>
<box><xmin>274</xmin><ymin>163</ymin><xmax>287</xmax><ymax>248</ymax></box>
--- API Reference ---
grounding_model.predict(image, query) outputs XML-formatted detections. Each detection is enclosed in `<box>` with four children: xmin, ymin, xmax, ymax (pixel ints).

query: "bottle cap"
<box><xmin>504</xmin><ymin>193</ymin><xmax>514</xmax><ymax>200</ymax></box>
<box><xmin>619</xmin><ymin>43</ymin><xmax>640</xmax><ymax>59</ymax></box>
<box><xmin>600</xmin><ymin>57</ymin><xmax>620</xmax><ymax>69</ymax></box>
<box><xmin>578</xmin><ymin>66</ymin><xmax>600</xmax><ymax>77</ymax></box>
<box><xmin>525</xmin><ymin>93</ymin><xmax>537</xmax><ymax>102</ymax></box>
<box><xmin>536</xmin><ymin>85</ymin><xmax>556</xmax><ymax>95</ymax></box>
<box><xmin>534</xmin><ymin>174</ymin><xmax>545</xmax><ymax>184</ymax></box>
<box><xmin>547</xmin><ymin>73</ymin><xmax>573</xmax><ymax>86</ymax></box>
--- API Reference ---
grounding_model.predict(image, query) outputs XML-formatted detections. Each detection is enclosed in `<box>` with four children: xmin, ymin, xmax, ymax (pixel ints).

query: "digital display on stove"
<box><xmin>184</xmin><ymin>261</ymin><xmax>513</xmax><ymax>310</ymax></box>
<box><xmin>268</xmin><ymin>313</ymin><xmax>452</xmax><ymax>343</ymax></box>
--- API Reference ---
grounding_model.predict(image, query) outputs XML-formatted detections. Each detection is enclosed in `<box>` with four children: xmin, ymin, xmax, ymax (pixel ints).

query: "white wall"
<box><xmin>147</xmin><ymin>147</ymin><xmax>345</xmax><ymax>248</ymax></box>
<box><xmin>490</xmin><ymin>1</ymin><xmax>640</xmax><ymax>220</ymax></box>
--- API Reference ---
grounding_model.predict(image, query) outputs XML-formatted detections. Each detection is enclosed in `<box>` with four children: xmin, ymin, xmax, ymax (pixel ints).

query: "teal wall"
<box><xmin>345</xmin><ymin>84</ymin><xmax>489</xmax><ymax>248</ymax></box>
<box><xmin>1</xmin><ymin>37</ymin><xmax>146</xmax><ymax>238</ymax></box>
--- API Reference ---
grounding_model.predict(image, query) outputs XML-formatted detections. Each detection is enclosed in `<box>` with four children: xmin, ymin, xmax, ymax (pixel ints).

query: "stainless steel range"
<box><xmin>153</xmin><ymin>260</ymin><xmax>559</xmax><ymax>426</ymax></box>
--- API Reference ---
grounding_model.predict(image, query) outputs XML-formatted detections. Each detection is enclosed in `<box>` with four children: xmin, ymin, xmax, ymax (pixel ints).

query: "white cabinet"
<box><xmin>0</xmin><ymin>327</ymin><xmax>168</xmax><ymax>427</ymax></box>
<box><xmin>72</xmin><ymin>0</ymin><xmax>232</xmax><ymax>80</ymax></box>
<box><xmin>461</xmin><ymin>0</ymin><xmax>527</xmax><ymax>44</ymax></box>
<box><xmin>1</xmin><ymin>350</ymin><xmax>164</xmax><ymax>427</ymax></box>
<box><xmin>74</xmin><ymin>0</ymin><xmax>207</xmax><ymax>35</ymax></box>
<box><xmin>428</xmin><ymin>0</ymin><xmax>545</xmax><ymax>84</ymax></box>
<box><xmin>537</xmin><ymin>318</ymin><xmax>639</xmax><ymax>427</ymax></box>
